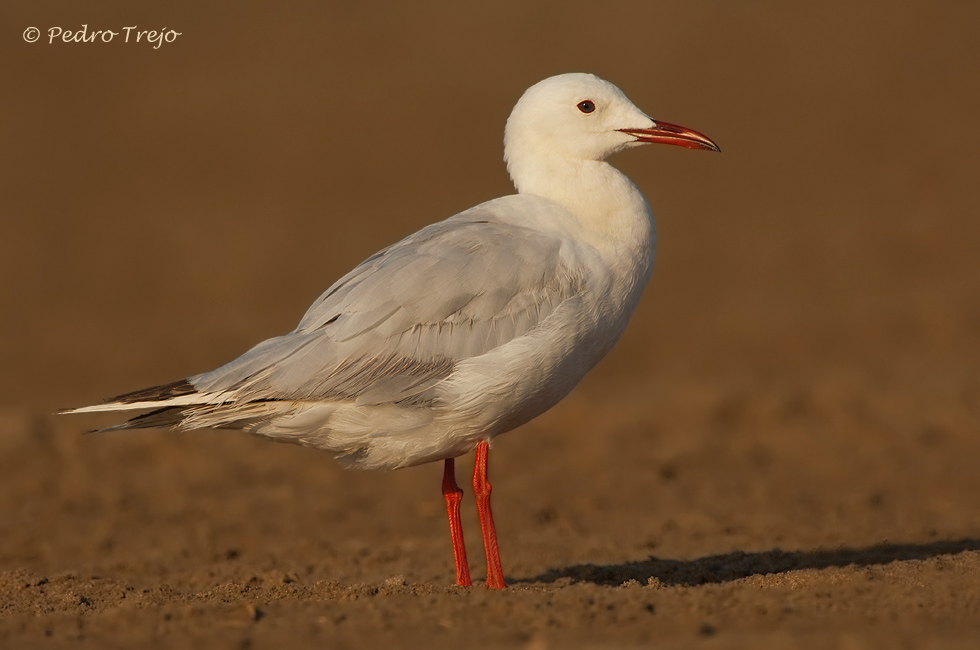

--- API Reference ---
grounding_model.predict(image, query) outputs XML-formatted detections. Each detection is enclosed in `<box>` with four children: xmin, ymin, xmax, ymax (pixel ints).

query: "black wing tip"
<box><xmin>106</xmin><ymin>379</ymin><xmax>197</xmax><ymax>405</ymax></box>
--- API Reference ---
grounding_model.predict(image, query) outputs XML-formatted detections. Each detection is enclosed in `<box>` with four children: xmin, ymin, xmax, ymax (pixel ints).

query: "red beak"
<box><xmin>619</xmin><ymin>121</ymin><xmax>720</xmax><ymax>152</ymax></box>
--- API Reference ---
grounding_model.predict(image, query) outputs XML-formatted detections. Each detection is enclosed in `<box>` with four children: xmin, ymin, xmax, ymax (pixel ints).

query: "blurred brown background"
<box><xmin>2</xmin><ymin>1</ymin><xmax>980</xmax><ymax>648</ymax></box>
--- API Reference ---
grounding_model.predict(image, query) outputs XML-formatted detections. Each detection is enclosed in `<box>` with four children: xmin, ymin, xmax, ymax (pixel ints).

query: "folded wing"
<box><xmin>183</xmin><ymin>206</ymin><xmax>584</xmax><ymax>411</ymax></box>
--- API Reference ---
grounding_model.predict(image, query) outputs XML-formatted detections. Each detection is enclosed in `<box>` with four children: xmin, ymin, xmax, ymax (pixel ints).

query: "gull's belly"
<box><xmin>435</xmin><ymin>278</ymin><xmax>640</xmax><ymax>443</ymax></box>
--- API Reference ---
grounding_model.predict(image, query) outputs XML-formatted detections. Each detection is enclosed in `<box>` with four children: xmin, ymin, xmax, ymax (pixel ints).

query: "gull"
<box><xmin>63</xmin><ymin>73</ymin><xmax>719</xmax><ymax>589</ymax></box>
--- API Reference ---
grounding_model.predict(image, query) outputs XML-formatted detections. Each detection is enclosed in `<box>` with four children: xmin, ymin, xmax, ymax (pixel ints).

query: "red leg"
<box><xmin>442</xmin><ymin>457</ymin><xmax>472</xmax><ymax>587</ymax></box>
<box><xmin>472</xmin><ymin>441</ymin><xmax>506</xmax><ymax>589</ymax></box>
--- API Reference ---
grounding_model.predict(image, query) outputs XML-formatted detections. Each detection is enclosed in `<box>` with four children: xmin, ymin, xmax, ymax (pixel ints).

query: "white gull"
<box><xmin>64</xmin><ymin>72</ymin><xmax>719</xmax><ymax>589</ymax></box>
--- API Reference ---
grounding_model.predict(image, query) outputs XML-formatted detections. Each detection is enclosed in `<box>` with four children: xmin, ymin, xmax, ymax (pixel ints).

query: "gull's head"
<box><xmin>504</xmin><ymin>73</ymin><xmax>718</xmax><ymax>190</ymax></box>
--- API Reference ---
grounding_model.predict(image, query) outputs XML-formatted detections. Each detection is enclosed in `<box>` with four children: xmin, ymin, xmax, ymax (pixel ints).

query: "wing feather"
<box><xmin>189</xmin><ymin>203</ymin><xmax>585</xmax><ymax>408</ymax></box>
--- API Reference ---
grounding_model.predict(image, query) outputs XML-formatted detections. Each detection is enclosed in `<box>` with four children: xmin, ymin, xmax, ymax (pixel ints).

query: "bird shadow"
<box><xmin>521</xmin><ymin>538</ymin><xmax>980</xmax><ymax>587</ymax></box>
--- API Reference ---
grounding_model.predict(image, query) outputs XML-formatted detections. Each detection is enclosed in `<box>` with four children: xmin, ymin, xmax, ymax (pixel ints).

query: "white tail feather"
<box><xmin>60</xmin><ymin>392</ymin><xmax>236</xmax><ymax>415</ymax></box>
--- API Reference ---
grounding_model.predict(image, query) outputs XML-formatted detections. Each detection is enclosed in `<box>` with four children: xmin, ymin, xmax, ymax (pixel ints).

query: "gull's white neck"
<box><xmin>507</xmin><ymin>153</ymin><xmax>656</xmax><ymax>263</ymax></box>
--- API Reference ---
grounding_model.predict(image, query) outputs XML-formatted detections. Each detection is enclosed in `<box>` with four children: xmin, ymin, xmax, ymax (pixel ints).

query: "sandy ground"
<box><xmin>2</xmin><ymin>1</ymin><xmax>980</xmax><ymax>648</ymax></box>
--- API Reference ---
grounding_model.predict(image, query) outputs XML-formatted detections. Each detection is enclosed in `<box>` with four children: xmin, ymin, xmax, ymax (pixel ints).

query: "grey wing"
<box><xmin>190</xmin><ymin>208</ymin><xmax>584</xmax><ymax>407</ymax></box>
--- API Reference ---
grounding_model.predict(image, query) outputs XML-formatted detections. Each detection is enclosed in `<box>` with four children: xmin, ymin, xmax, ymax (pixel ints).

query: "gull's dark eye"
<box><xmin>577</xmin><ymin>100</ymin><xmax>595</xmax><ymax>114</ymax></box>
